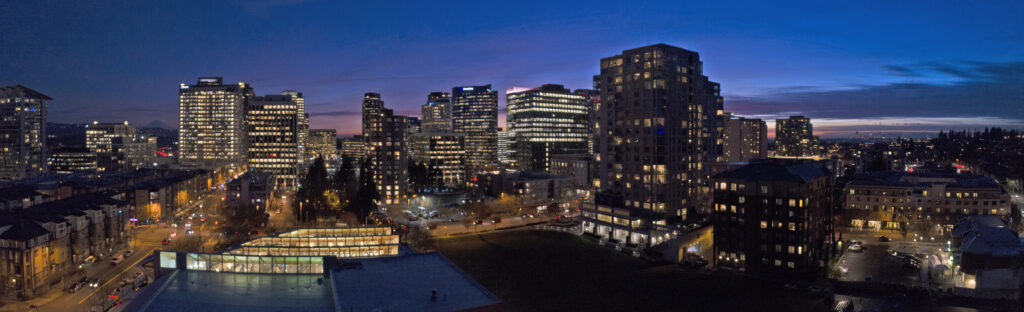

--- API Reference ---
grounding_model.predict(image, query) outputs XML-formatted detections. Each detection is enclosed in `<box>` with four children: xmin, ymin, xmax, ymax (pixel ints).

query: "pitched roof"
<box><xmin>0</xmin><ymin>218</ymin><xmax>49</xmax><ymax>242</ymax></box>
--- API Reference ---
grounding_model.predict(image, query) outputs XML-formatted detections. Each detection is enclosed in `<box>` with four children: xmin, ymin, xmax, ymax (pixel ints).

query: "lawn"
<box><xmin>436</xmin><ymin>230</ymin><xmax>829</xmax><ymax>312</ymax></box>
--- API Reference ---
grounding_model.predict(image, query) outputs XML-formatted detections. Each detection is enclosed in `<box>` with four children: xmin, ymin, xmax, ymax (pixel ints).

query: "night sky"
<box><xmin>2</xmin><ymin>1</ymin><xmax>1022</xmax><ymax>137</ymax></box>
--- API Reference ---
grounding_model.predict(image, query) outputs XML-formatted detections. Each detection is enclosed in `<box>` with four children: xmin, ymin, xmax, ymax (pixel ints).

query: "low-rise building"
<box><xmin>843</xmin><ymin>172</ymin><xmax>1011</xmax><ymax>231</ymax></box>
<box><xmin>950</xmin><ymin>216</ymin><xmax>1024</xmax><ymax>300</ymax></box>
<box><xmin>225</xmin><ymin>171</ymin><xmax>273</xmax><ymax>216</ymax></box>
<box><xmin>0</xmin><ymin>192</ymin><xmax>129</xmax><ymax>300</ymax></box>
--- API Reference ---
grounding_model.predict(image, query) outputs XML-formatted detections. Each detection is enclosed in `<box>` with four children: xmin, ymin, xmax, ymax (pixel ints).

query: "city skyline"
<box><xmin>2</xmin><ymin>1</ymin><xmax>1022</xmax><ymax>137</ymax></box>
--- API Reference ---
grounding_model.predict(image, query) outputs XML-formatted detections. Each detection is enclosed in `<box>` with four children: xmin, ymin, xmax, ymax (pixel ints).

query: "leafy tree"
<box><xmin>294</xmin><ymin>157</ymin><xmax>329</xmax><ymax>223</ymax></box>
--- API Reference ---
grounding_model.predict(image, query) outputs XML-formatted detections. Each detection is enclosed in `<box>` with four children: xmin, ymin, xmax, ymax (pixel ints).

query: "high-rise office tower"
<box><xmin>340</xmin><ymin>136</ymin><xmax>366</xmax><ymax>163</ymax></box>
<box><xmin>421</xmin><ymin>92</ymin><xmax>452</xmax><ymax>133</ymax></box>
<box><xmin>362</xmin><ymin>93</ymin><xmax>408</xmax><ymax>204</ymax></box>
<box><xmin>496</xmin><ymin>130</ymin><xmax>511</xmax><ymax>166</ymax></box>
<box><xmin>281</xmin><ymin>90</ymin><xmax>308</xmax><ymax>160</ymax></box>
<box><xmin>723</xmin><ymin>113</ymin><xmax>768</xmax><ymax>162</ymax></box>
<box><xmin>0</xmin><ymin>85</ymin><xmax>50</xmax><ymax>181</ymax></box>
<box><xmin>307</xmin><ymin>129</ymin><xmax>338</xmax><ymax>160</ymax></box>
<box><xmin>574</xmin><ymin>89</ymin><xmax>599</xmax><ymax>155</ymax></box>
<box><xmin>583</xmin><ymin>44</ymin><xmax>724</xmax><ymax>246</ymax></box>
<box><xmin>506</xmin><ymin>84</ymin><xmax>590</xmax><ymax>172</ymax></box>
<box><xmin>418</xmin><ymin>132</ymin><xmax>466</xmax><ymax>189</ymax></box>
<box><xmin>246</xmin><ymin>94</ymin><xmax>300</xmax><ymax>190</ymax></box>
<box><xmin>775</xmin><ymin>116</ymin><xmax>818</xmax><ymax>158</ymax></box>
<box><xmin>127</xmin><ymin>136</ymin><xmax>158</xmax><ymax>169</ymax></box>
<box><xmin>86</xmin><ymin>121</ymin><xmax>137</xmax><ymax>172</ymax></box>
<box><xmin>452</xmin><ymin>85</ymin><xmax>498</xmax><ymax>170</ymax></box>
<box><xmin>178</xmin><ymin>77</ymin><xmax>253</xmax><ymax>168</ymax></box>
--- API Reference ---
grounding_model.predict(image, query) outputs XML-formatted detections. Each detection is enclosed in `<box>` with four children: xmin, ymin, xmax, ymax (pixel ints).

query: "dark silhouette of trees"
<box><xmin>348</xmin><ymin>158</ymin><xmax>379</xmax><ymax>224</ymax></box>
<box><xmin>294</xmin><ymin>157</ymin><xmax>329</xmax><ymax>223</ymax></box>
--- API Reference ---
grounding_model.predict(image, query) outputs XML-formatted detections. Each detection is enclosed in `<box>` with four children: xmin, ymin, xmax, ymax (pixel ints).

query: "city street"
<box><xmin>6</xmin><ymin>191</ymin><xmax>226</xmax><ymax>312</ymax></box>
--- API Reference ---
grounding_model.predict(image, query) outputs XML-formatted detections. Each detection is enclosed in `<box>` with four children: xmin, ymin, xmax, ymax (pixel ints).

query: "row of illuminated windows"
<box><xmin>243</xmin><ymin>235</ymin><xmax>399</xmax><ymax>247</ymax></box>
<box><xmin>226</xmin><ymin>245</ymin><xmax>399</xmax><ymax>258</ymax></box>
<box><xmin>158</xmin><ymin>252</ymin><xmax>325</xmax><ymax>274</ymax></box>
<box><xmin>280</xmin><ymin>227</ymin><xmax>391</xmax><ymax>237</ymax></box>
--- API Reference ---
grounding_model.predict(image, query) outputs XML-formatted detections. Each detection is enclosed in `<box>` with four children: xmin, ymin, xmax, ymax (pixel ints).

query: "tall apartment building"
<box><xmin>246</xmin><ymin>94</ymin><xmax>300</xmax><ymax>190</ymax></box>
<box><xmin>178</xmin><ymin>77</ymin><xmax>253</xmax><ymax>168</ymax></box>
<box><xmin>712</xmin><ymin>159</ymin><xmax>834</xmax><ymax>275</ymax></box>
<box><xmin>362</xmin><ymin>93</ymin><xmax>408</xmax><ymax>204</ymax></box>
<box><xmin>86</xmin><ymin>121</ymin><xmax>136</xmax><ymax>172</ymax></box>
<box><xmin>452</xmin><ymin>85</ymin><xmax>498</xmax><ymax>170</ymax></box>
<box><xmin>307</xmin><ymin>129</ymin><xmax>338</xmax><ymax>160</ymax></box>
<box><xmin>421</xmin><ymin>92</ymin><xmax>452</xmax><ymax>133</ymax></box>
<box><xmin>0</xmin><ymin>85</ymin><xmax>50</xmax><ymax>181</ymax></box>
<box><xmin>281</xmin><ymin>90</ymin><xmax>308</xmax><ymax>160</ymax></box>
<box><xmin>506</xmin><ymin>84</ymin><xmax>590</xmax><ymax>172</ymax></box>
<box><xmin>582</xmin><ymin>44</ymin><xmax>724</xmax><ymax>246</ymax></box>
<box><xmin>722</xmin><ymin>113</ymin><xmax>768</xmax><ymax>162</ymax></box>
<box><xmin>127</xmin><ymin>136</ymin><xmax>158</xmax><ymax>169</ymax></box>
<box><xmin>775</xmin><ymin>116</ymin><xmax>818</xmax><ymax>158</ymax></box>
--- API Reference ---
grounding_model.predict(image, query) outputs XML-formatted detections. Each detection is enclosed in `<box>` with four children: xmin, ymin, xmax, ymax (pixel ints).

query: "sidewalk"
<box><xmin>0</xmin><ymin>287</ymin><xmax>64</xmax><ymax>312</ymax></box>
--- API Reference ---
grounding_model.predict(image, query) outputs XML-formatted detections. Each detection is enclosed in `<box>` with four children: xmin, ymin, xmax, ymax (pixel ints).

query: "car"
<box><xmin>124</xmin><ymin>249</ymin><xmax>135</xmax><ymax>257</ymax></box>
<box><xmin>67</xmin><ymin>278</ymin><xmax>87</xmax><ymax>293</ymax></box>
<box><xmin>878</xmin><ymin>236</ymin><xmax>891</xmax><ymax>242</ymax></box>
<box><xmin>838</xmin><ymin>265</ymin><xmax>849</xmax><ymax>274</ymax></box>
<box><xmin>110</xmin><ymin>254</ymin><xmax>124</xmax><ymax>265</ymax></box>
<box><xmin>491</xmin><ymin>217</ymin><xmax>503</xmax><ymax>223</ymax></box>
<box><xmin>474</xmin><ymin>220</ymin><xmax>485</xmax><ymax>225</ymax></box>
<box><xmin>848</xmin><ymin>240</ymin><xmax>862</xmax><ymax>246</ymax></box>
<box><xmin>888</xmin><ymin>248</ymin><xmax>899</xmax><ymax>257</ymax></box>
<box><xmin>427</xmin><ymin>224</ymin><xmax>438</xmax><ymax>230</ymax></box>
<box><xmin>87</xmin><ymin>277</ymin><xmax>100</xmax><ymax>288</ymax></box>
<box><xmin>161</xmin><ymin>239</ymin><xmax>169</xmax><ymax>245</ymax></box>
<box><xmin>84</xmin><ymin>256</ymin><xmax>96</xmax><ymax>264</ymax></box>
<box><xmin>848</xmin><ymin>244</ymin><xmax>863</xmax><ymax>252</ymax></box>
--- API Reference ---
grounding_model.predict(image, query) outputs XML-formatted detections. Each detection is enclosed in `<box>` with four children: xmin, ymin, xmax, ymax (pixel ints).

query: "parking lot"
<box><xmin>838</xmin><ymin>241</ymin><xmax>926</xmax><ymax>285</ymax></box>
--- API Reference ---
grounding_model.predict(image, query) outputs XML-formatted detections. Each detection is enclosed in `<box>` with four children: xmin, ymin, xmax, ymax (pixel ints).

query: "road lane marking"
<box><xmin>76</xmin><ymin>249</ymin><xmax>150</xmax><ymax>305</ymax></box>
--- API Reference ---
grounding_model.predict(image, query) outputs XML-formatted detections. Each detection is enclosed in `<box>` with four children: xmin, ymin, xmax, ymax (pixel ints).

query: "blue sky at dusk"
<box><xmin>2</xmin><ymin>0</ymin><xmax>1022</xmax><ymax>137</ymax></box>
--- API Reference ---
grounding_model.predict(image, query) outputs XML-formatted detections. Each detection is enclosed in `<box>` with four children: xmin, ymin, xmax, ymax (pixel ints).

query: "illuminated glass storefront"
<box><xmin>160</xmin><ymin>251</ymin><xmax>325</xmax><ymax>274</ymax></box>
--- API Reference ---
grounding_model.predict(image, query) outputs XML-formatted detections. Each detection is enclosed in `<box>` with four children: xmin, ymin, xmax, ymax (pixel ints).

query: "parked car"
<box><xmin>124</xmin><ymin>249</ymin><xmax>135</xmax><ymax>257</ymax></box>
<box><xmin>848</xmin><ymin>244</ymin><xmax>863</xmax><ymax>252</ymax></box>
<box><xmin>491</xmin><ymin>217</ymin><xmax>503</xmax><ymax>224</ymax></box>
<box><xmin>110</xmin><ymin>254</ymin><xmax>125</xmax><ymax>265</ymax></box>
<box><xmin>161</xmin><ymin>239</ymin><xmax>169</xmax><ymax>245</ymax></box>
<box><xmin>878</xmin><ymin>236</ymin><xmax>891</xmax><ymax>242</ymax></box>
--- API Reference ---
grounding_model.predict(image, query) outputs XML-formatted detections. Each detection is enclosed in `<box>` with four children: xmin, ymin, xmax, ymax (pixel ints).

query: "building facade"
<box><xmin>0</xmin><ymin>85</ymin><xmax>50</xmax><ymax>181</ymax></box>
<box><xmin>246</xmin><ymin>94</ymin><xmax>300</xmax><ymax>190</ymax></box>
<box><xmin>421</xmin><ymin>92</ymin><xmax>452</xmax><ymax>133</ymax></box>
<box><xmin>340</xmin><ymin>136</ymin><xmax>366</xmax><ymax>163</ymax></box>
<box><xmin>843</xmin><ymin>172</ymin><xmax>1011</xmax><ymax>230</ymax></box>
<box><xmin>583</xmin><ymin>44</ymin><xmax>725</xmax><ymax>246</ymax></box>
<box><xmin>506</xmin><ymin>84</ymin><xmax>590</xmax><ymax>172</ymax></box>
<box><xmin>307</xmin><ymin>129</ymin><xmax>338</xmax><ymax>160</ymax></box>
<box><xmin>775</xmin><ymin>116</ymin><xmax>817</xmax><ymax>158</ymax></box>
<box><xmin>280</xmin><ymin>90</ymin><xmax>308</xmax><ymax>161</ymax></box>
<box><xmin>415</xmin><ymin>132</ymin><xmax>466</xmax><ymax>190</ymax></box>
<box><xmin>452</xmin><ymin>85</ymin><xmax>498</xmax><ymax>170</ymax></box>
<box><xmin>712</xmin><ymin>159</ymin><xmax>834</xmax><ymax>275</ymax></box>
<box><xmin>722</xmin><ymin>113</ymin><xmax>768</xmax><ymax>162</ymax></box>
<box><xmin>362</xmin><ymin>93</ymin><xmax>408</xmax><ymax>205</ymax></box>
<box><xmin>178</xmin><ymin>77</ymin><xmax>253</xmax><ymax>168</ymax></box>
<box><xmin>86</xmin><ymin>121</ymin><xmax>136</xmax><ymax>173</ymax></box>
<box><xmin>48</xmin><ymin>148</ymin><xmax>97</xmax><ymax>174</ymax></box>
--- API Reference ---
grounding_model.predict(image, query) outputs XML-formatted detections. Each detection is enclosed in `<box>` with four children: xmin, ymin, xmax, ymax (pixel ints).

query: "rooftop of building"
<box><xmin>952</xmin><ymin>216</ymin><xmax>1023</xmax><ymax>257</ymax></box>
<box><xmin>846</xmin><ymin>171</ymin><xmax>1001</xmax><ymax>189</ymax></box>
<box><xmin>714</xmin><ymin>159</ymin><xmax>828</xmax><ymax>183</ymax></box>
<box><xmin>504</xmin><ymin>171</ymin><xmax>569</xmax><ymax>182</ymax></box>
<box><xmin>0</xmin><ymin>185</ymin><xmax>42</xmax><ymax>201</ymax></box>
<box><xmin>330</xmin><ymin>252</ymin><xmax>500</xmax><ymax>312</ymax></box>
<box><xmin>0</xmin><ymin>216</ymin><xmax>50</xmax><ymax>242</ymax></box>
<box><xmin>0</xmin><ymin>84</ymin><xmax>53</xmax><ymax>100</ymax></box>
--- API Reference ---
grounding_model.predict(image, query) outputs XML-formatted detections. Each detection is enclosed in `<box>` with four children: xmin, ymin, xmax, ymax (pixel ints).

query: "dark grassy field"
<box><xmin>436</xmin><ymin>230</ymin><xmax>830</xmax><ymax>312</ymax></box>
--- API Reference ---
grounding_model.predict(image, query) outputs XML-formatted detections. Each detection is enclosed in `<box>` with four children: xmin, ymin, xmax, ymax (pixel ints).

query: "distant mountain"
<box><xmin>144</xmin><ymin>120</ymin><xmax>174</xmax><ymax>129</ymax></box>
